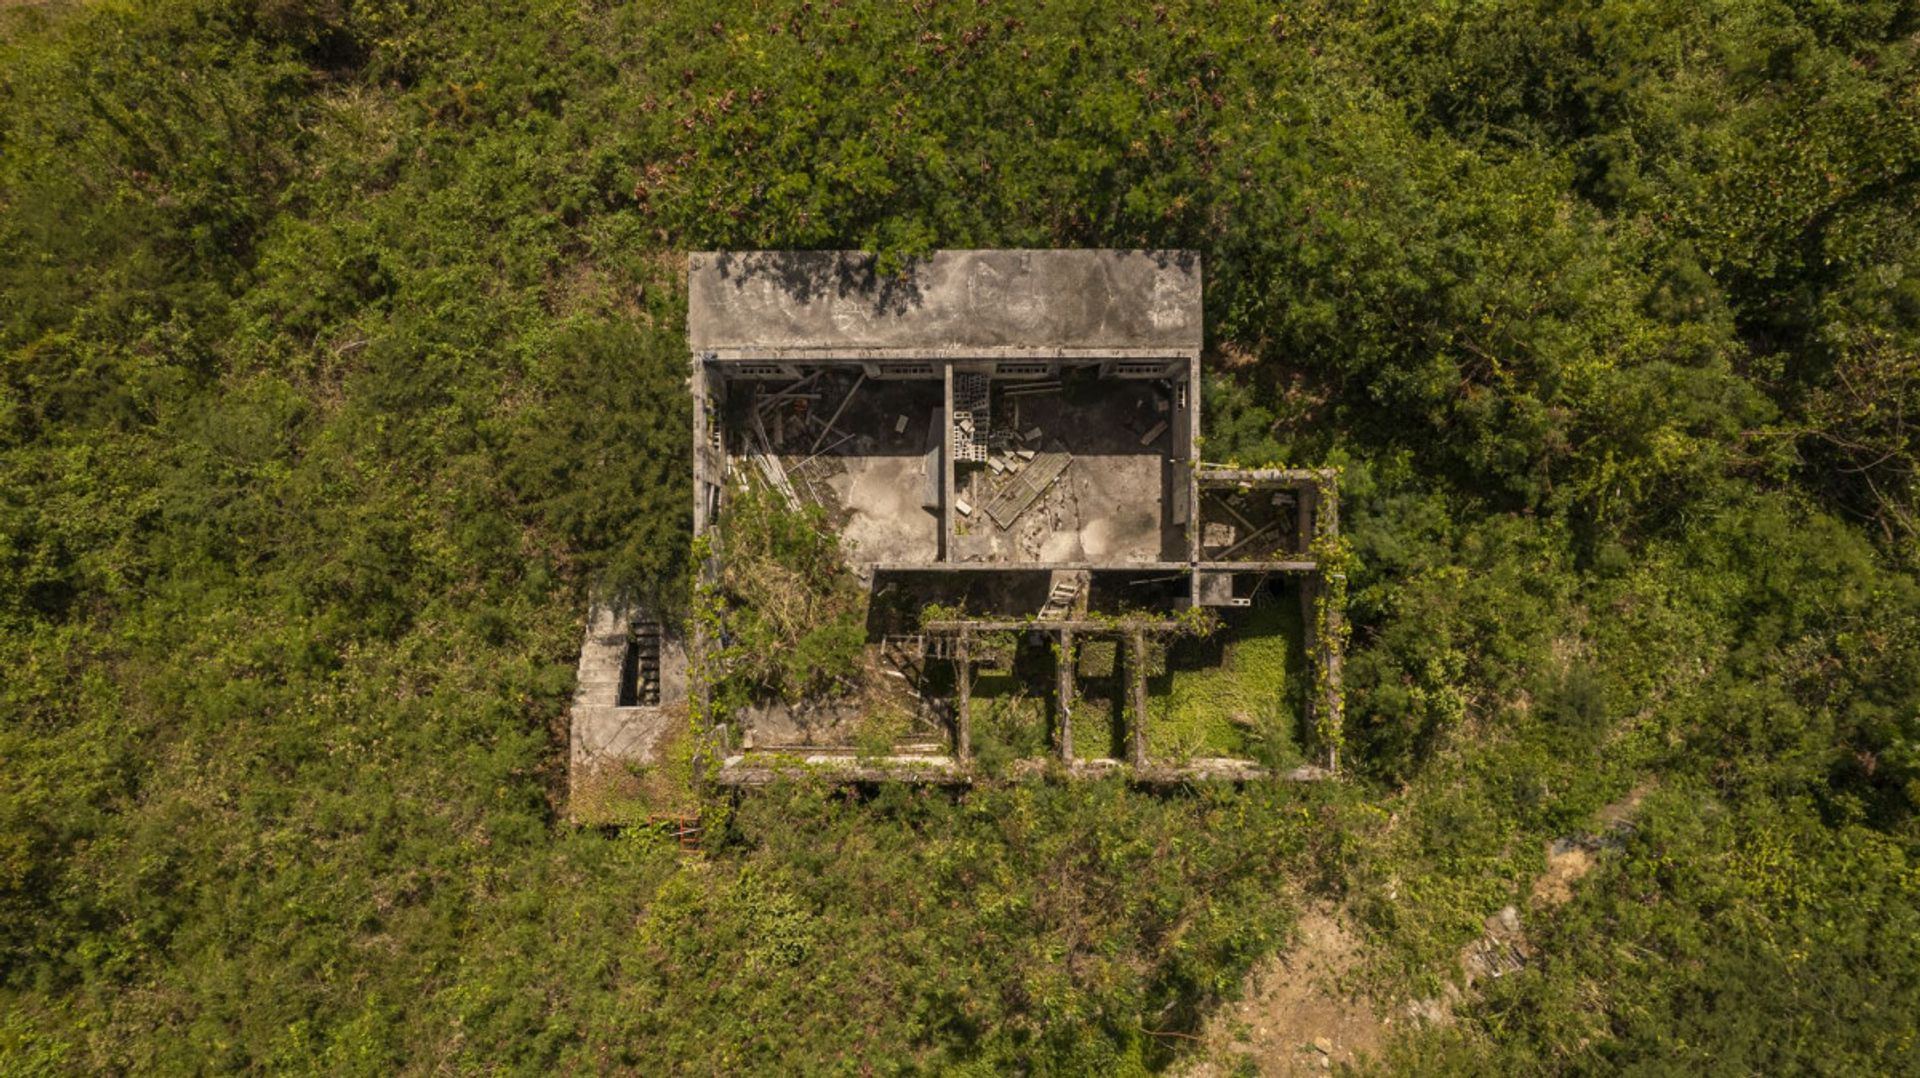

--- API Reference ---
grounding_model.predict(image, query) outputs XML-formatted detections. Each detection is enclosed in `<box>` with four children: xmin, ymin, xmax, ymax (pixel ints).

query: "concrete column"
<box><xmin>1128</xmin><ymin>631</ymin><xmax>1150</xmax><ymax>767</ymax></box>
<box><xmin>1296</xmin><ymin>482</ymin><xmax>1314</xmax><ymax>557</ymax></box>
<box><xmin>691</xmin><ymin>356</ymin><xmax>710</xmax><ymax>535</ymax></box>
<box><xmin>1183</xmin><ymin>354</ymin><xmax>1202</xmax><ymax>561</ymax></box>
<box><xmin>1300</xmin><ymin>574</ymin><xmax>1319</xmax><ymax>754</ymax></box>
<box><xmin>1318</xmin><ymin>472</ymin><xmax>1340</xmax><ymax>539</ymax></box>
<box><xmin>1319</xmin><ymin>576</ymin><xmax>1345</xmax><ymax>773</ymax></box>
<box><xmin>689</xmin><ymin>356</ymin><xmax>715</xmax><ymax>773</ymax></box>
<box><xmin>1312</xmin><ymin>472</ymin><xmax>1343</xmax><ymax>772</ymax></box>
<box><xmin>1056</xmin><ymin>629</ymin><xmax>1075</xmax><ymax>761</ymax></box>
<box><xmin>955</xmin><ymin>634</ymin><xmax>972</xmax><ymax>764</ymax></box>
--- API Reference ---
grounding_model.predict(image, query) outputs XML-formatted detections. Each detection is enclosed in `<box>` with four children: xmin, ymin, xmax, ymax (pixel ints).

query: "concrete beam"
<box><xmin>955</xmin><ymin>635</ymin><xmax>972</xmax><ymax>764</ymax></box>
<box><xmin>941</xmin><ymin>363</ymin><xmax>956</xmax><ymax>562</ymax></box>
<box><xmin>715</xmin><ymin>754</ymin><xmax>971</xmax><ymax>787</ymax></box>
<box><xmin>713</xmin><ymin>754</ymin><xmax>1332</xmax><ymax>787</ymax></box>
<box><xmin>1193</xmin><ymin>560</ymin><xmax>1320</xmax><ymax>573</ymax></box>
<box><xmin>1000</xmin><ymin>757</ymin><xmax>1335</xmax><ymax>784</ymax></box>
<box><xmin>701</xmin><ymin>346</ymin><xmax>1197</xmax><ymax>362</ymax></box>
<box><xmin>922</xmin><ymin>617</ymin><xmax>1194</xmax><ymax>634</ymax></box>
<box><xmin>1128</xmin><ymin>631</ymin><xmax>1150</xmax><ymax>767</ymax></box>
<box><xmin>873</xmin><ymin>561</ymin><xmax>1194</xmax><ymax>573</ymax></box>
<box><xmin>1195</xmin><ymin>466</ymin><xmax>1334</xmax><ymax>485</ymax></box>
<box><xmin>1056</xmin><ymin>629</ymin><xmax>1075</xmax><ymax>761</ymax></box>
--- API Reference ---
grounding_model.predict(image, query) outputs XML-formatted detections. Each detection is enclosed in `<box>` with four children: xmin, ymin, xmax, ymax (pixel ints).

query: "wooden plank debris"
<box><xmin>756</xmin><ymin>371</ymin><xmax>822</xmax><ymax>411</ymax></box>
<box><xmin>1218</xmin><ymin>520</ymin><xmax>1279</xmax><ymax>559</ymax></box>
<box><xmin>749</xmin><ymin>406</ymin><xmax>800</xmax><ymax>508</ymax></box>
<box><xmin>809</xmin><ymin>372</ymin><xmax>867</xmax><ymax>454</ymax></box>
<box><xmin>984</xmin><ymin>450</ymin><xmax>1071</xmax><ymax>528</ymax></box>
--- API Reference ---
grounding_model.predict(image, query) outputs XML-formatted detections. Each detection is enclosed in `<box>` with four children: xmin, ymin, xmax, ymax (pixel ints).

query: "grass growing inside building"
<box><xmin>968</xmin><ymin>640</ymin><xmax>1057</xmax><ymax>772</ymax></box>
<box><xmin>1150</xmin><ymin>599</ymin><xmax>1308</xmax><ymax>765</ymax></box>
<box><xmin>709</xmin><ymin>481</ymin><xmax>869</xmax><ymax>709</ymax></box>
<box><xmin>1073</xmin><ymin>639</ymin><xmax>1129</xmax><ymax>760</ymax></box>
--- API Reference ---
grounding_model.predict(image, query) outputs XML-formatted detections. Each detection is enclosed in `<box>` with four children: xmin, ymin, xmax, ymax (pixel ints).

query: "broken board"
<box><xmin>984</xmin><ymin>450</ymin><xmax>1071</xmax><ymax>529</ymax></box>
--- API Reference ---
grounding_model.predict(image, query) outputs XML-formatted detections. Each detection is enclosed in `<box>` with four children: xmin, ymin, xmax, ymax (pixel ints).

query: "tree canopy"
<box><xmin>3</xmin><ymin>0</ymin><xmax>1917</xmax><ymax>1071</ymax></box>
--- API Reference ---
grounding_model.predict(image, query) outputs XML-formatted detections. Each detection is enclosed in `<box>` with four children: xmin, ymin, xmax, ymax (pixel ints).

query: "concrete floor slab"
<box><xmin>566</xmin><ymin>599</ymin><xmax>690</xmax><ymax>820</ymax></box>
<box><xmin>954</xmin><ymin>379</ymin><xmax>1184</xmax><ymax>564</ymax></box>
<box><xmin>831</xmin><ymin>454</ymin><xmax>939</xmax><ymax>563</ymax></box>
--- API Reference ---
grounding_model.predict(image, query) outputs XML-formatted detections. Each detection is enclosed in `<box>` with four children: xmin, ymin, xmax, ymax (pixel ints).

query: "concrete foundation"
<box><xmin>568</xmin><ymin>250</ymin><xmax>1346</xmax><ymax>807</ymax></box>
<box><xmin>567</xmin><ymin>599</ymin><xmax>688</xmax><ymax>820</ymax></box>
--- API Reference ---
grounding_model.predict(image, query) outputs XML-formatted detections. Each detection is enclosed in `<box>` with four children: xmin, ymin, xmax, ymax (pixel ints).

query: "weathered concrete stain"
<box><xmin>689</xmin><ymin>250</ymin><xmax>1203</xmax><ymax>355</ymax></box>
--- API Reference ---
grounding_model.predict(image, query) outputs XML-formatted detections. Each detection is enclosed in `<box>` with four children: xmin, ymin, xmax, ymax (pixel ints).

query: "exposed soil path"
<box><xmin>1181</xmin><ymin>905</ymin><xmax>1388</xmax><ymax>1076</ymax></box>
<box><xmin>1181</xmin><ymin>782</ymin><xmax>1654</xmax><ymax>1074</ymax></box>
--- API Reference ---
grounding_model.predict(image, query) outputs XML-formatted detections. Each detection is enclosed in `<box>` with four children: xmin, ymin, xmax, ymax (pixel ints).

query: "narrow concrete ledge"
<box><xmin>1133</xmin><ymin>759</ymin><xmax>1334</xmax><ymax>784</ymax></box>
<box><xmin>712</xmin><ymin>753</ymin><xmax>1334</xmax><ymax>788</ymax></box>
<box><xmin>1013</xmin><ymin>757</ymin><xmax>1334</xmax><ymax>784</ymax></box>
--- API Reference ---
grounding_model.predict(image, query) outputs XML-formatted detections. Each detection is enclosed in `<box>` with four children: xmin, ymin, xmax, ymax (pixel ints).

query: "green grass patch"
<box><xmin>1148</xmin><ymin>600</ymin><xmax>1307</xmax><ymax>765</ymax></box>
<box><xmin>969</xmin><ymin>644</ymin><xmax>1056</xmax><ymax>772</ymax></box>
<box><xmin>1071</xmin><ymin>679</ymin><xmax>1129</xmax><ymax>760</ymax></box>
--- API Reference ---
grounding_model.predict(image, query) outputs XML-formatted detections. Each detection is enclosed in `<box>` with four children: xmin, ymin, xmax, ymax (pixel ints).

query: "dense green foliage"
<box><xmin>709</xmin><ymin>481</ymin><xmax>868</xmax><ymax>705</ymax></box>
<box><xmin>4</xmin><ymin>0</ymin><xmax>1919</xmax><ymax>1071</ymax></box>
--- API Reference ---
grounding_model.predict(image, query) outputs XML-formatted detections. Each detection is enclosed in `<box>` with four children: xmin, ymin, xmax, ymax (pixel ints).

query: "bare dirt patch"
<box><xmin>1529</xmin><ymin>844</ymin><xmax>1596</xmax><ymax>907</ymax></box>
<box><xmin>1183</xmin><ymin>906</ymin><xmax>1389</xmax><ymax>1076</ymax></box>
<box><xmin>1189</xmin><ymin>780</ymin><xmax>1658</xmax><ymax>1069</ymax></box>
<box><xmin>1531</xmin><ymin>779</ymin><xmax>1651</xmax><ymax>909</ymax></box>
<box><xmin>1415</xmin><ymin>779</ymin><xmax>1659</xmax><ymax>1024</ymax></box>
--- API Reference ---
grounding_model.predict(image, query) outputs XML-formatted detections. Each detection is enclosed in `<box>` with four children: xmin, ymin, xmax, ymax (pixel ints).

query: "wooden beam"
<box><xmin>809</xmin><ymin>372</ymin><xmax>868</xmax><ymax>453</ymax></box>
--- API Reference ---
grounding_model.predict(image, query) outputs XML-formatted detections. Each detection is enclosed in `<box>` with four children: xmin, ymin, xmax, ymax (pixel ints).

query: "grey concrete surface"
<box><xmin>952</xmin><ymin>380</ymin><xmax>1183</xmax><ymax>564</ymax></box>
<box><xmin>830</xmin><ymin>454</ymin><xmax>940</xmax><ymax>563</ymax></box>
<box><xmin>954</xmin><ymin>453</ymin><xmax>1172</xmax><ymax>563</ymax></box>
<box><xmin>567</xmin><ymin>600</ymin><xmax>687</xmax><ymax>812</ymax></box>
<box><xmin>689</xmin><ymin>250</ymin><xmax>1202</xmax><ymax>356</ymax></box>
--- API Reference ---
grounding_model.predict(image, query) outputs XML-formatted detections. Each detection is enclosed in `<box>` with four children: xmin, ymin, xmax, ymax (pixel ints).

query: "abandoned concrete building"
<box><xmin>570</xmin><ymin>249</ymin><xmax>1343</xmax><ymax>813</ymax></box>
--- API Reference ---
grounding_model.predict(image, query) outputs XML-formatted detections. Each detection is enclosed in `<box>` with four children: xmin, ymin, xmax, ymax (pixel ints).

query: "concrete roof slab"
<box><xmin>689</xmin><ymin>249</ymin><xmax>1202</xmax><ymax>356</ymax></box>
